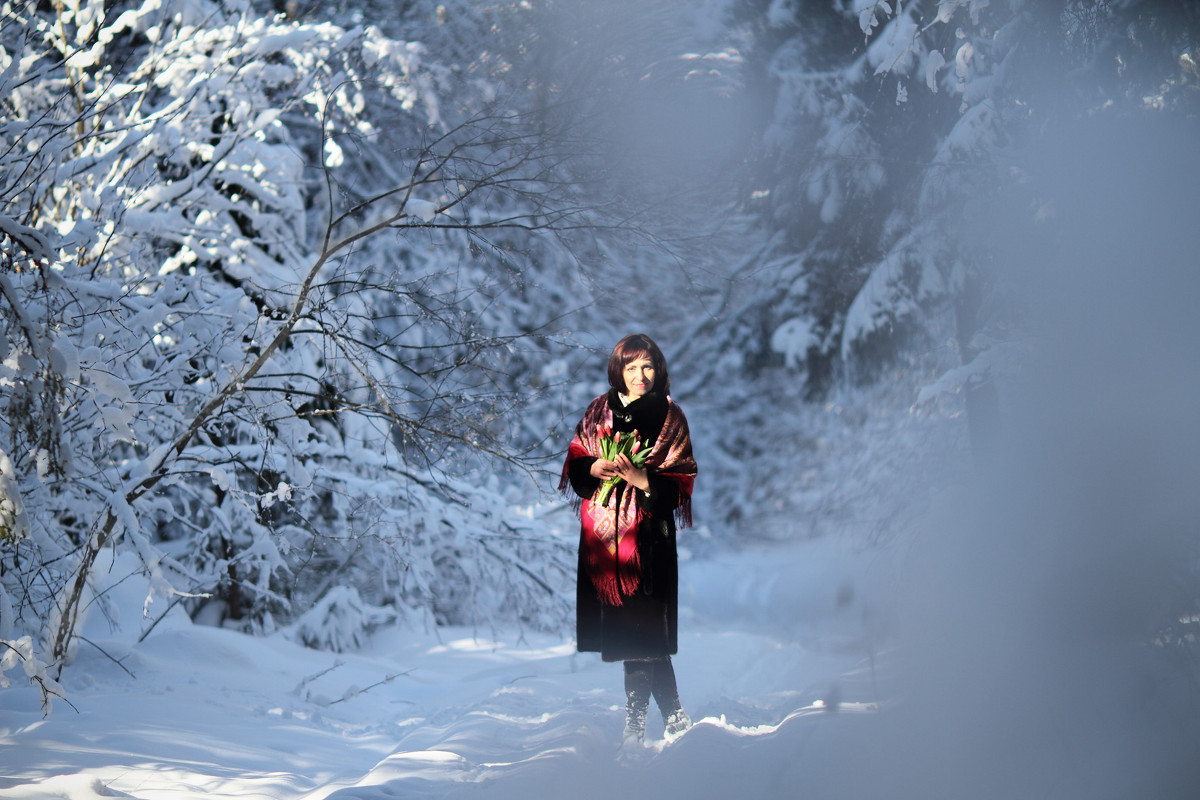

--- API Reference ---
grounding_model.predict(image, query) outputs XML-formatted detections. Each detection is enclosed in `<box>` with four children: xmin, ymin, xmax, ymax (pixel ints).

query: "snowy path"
<box><xmin>0</xmin><ymin>537</ymin><xmax>882</xmax><ymax>800</ymax></box>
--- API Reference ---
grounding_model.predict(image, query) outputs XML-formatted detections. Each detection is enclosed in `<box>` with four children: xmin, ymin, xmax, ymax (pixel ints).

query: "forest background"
<box><xmin>2</xmin><ymin>1</ymin><xmax>1200</xmax><ymax>790</ymax></box>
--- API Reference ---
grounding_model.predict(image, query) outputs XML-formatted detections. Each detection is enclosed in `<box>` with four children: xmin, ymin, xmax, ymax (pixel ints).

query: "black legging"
<box><xmin>624</xmin><ymin>656</ymin><xmax>682</xmax><ymax>720</ymax></box>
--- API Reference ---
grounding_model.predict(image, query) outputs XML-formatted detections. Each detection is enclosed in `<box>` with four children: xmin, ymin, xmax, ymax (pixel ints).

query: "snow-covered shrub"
<box><xmin>290</xmin><ymin>586</ymin><xmax>394</xmax><ymax>653</ymax></box>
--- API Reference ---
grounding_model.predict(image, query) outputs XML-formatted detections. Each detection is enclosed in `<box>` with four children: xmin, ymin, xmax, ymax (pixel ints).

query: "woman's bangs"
<box><xmin>622</xmin><ymin>349</ymin><xmax>651</xmax><ymax>367</ymax></box>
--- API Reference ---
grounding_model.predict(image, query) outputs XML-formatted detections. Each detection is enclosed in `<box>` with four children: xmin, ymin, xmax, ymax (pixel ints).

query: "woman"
<box><xmin>559</xmin><ymin>333</ymin><xmax>698</xmax><ymax>744</ymax></box>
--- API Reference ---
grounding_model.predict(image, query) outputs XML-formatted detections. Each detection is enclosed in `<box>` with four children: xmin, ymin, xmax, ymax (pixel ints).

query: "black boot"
<box><xmin>651</xmin><ymin>656</ymin><xmax>691</xmax><ymax>739</ymax></box>
<box><xmin>623</xmin><ymin>660</ymin><xmax>653</xmax><ymax>745</ymax></box>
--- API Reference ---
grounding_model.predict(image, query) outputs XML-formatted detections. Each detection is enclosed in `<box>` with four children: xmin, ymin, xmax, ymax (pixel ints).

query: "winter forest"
<box><xmin>2</xmin><ymin>0</ymin><xmax>1199</xmax><ymax>797</ymax></box>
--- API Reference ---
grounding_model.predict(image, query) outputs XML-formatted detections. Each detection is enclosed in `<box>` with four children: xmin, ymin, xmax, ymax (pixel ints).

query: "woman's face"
<box><xmin>623</xmin><ymin>355</ymin><xmax>656</xmax><ymax>398</ymax></box>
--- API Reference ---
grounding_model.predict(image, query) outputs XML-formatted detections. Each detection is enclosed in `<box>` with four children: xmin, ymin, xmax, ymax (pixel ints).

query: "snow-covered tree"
<box><xmin>728</xmin><ymin>0</ymin><xmax>1200</xmax><ymax>451</ymax></box>
<box><xmin>0</xmin><ymin>0</ymin><xmax>615</xmax><ymax>681</ymax></box>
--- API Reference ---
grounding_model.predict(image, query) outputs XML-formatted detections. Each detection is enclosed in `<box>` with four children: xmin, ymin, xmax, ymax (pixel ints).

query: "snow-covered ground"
<box><xmin>6</xmin><ymin>489</ymin><xmax>1200</xmax><ymax>800</ymax></box>
<box><xmin>0</xmin><ymin>530</ymin><xmax>886</xmax><ymax>800</ymax></box>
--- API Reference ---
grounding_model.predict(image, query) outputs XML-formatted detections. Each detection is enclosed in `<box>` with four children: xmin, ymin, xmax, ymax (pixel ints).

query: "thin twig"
<box><xmin>328</xmin><ymin>669</ymin><xmax>414</xmax><ymax>705</ymax></box>
<box><xmin>77</xmin><ymin>635</ymin><xmax>137</xmax><ymax>679</ymax></box>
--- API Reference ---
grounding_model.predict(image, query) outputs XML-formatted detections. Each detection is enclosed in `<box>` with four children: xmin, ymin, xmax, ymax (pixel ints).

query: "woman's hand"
<box><xmin>589</xmin><ymin>459</ymin><xmax>620</xmax><ymax>481</ymax></box>
<box><xmin>612</xmin><ymin>453</ymin><xmax>650</xmax><ymax>492</ymax></box>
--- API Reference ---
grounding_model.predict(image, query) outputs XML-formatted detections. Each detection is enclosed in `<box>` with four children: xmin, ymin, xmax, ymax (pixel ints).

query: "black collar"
<box><xmin>607</xmin><ymin>389</ymin><xmax>668</xmax><ymax>438</ymax></box>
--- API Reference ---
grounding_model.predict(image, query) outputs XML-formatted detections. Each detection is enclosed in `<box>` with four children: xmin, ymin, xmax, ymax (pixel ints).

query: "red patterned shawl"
<box><xmin>560</xmin><ymin>394</ymin><xmax>696</xmax><ymax>605</ymax></box>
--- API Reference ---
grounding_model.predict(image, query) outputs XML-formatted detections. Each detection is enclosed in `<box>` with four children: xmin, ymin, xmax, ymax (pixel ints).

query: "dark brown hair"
<box><xmin>606</xmin><ymin>333</ymin><xmax>670</xmax><ymax>395</ymax></box>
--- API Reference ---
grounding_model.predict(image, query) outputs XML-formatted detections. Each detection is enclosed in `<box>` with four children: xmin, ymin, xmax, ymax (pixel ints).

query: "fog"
<box><xmin>533</xmin><ymin>0</ymin><xmax>755</xmax><ymax>204</ymax></box>
<box><xmin>869</xmin><ymin>115</ymin><xmax>1200</xmax><ymax>799</ymax></box>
